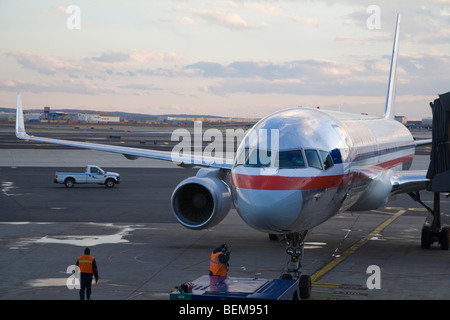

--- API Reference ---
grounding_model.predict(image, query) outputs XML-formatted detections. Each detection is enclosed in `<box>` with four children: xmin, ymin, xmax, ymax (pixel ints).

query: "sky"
<box><xmin>1</xmin><ymin>1</ymin><xmax>450</xmax><ymax>119</ymax></box>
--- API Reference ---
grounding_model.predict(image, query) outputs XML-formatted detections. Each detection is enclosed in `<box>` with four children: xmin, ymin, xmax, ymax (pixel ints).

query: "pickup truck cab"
<box><xmin>54</xmin><ymin>165</ymin><xmax>120</xmax><ymax>188</ymax></box>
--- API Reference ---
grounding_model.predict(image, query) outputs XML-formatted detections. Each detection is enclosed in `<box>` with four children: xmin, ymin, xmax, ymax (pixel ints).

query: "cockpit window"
<box><xmin>235</xmin><ymin>147</ymin><xmax>333</xmax><ymax>170</ymax></box>
<box><xmin>278</xmin><ymin>149</ymin><xmax>306</xmax><ymax>168</ymax></box>
<box><xmin>319</xmin><ymin>150</ymin><xmax>334</xmax><ymax>170</ymax></box>
<box><xmin>244</xmin><ymin>148</ymin><xmax>272</xmax><ymax>167</ymax></box>
<box><xmin>304</xmin><ymin>149</ymin><xmax>322</xmax><ymax>169</ymax></box>
<box><xmin>236</xmin><ymin>148</ymin><xmax>306</xmax><ymax>168</ymax></box>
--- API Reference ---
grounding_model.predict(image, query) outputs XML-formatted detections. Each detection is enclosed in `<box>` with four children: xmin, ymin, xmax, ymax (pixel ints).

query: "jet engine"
<box><xmin>348</xmin><ymin>170</ymin><xmax>393</xmax><ymax>211</ymax></box>
<box><xmin>171</xmin><ymin>168</ymin><xmax>232</xmax><ymax>230</ymax></box>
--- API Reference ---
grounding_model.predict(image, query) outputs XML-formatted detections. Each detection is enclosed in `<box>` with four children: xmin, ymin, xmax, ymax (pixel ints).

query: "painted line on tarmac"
<box><xmin>311</xmin><ymin>209</ymin><xmax>407</xmax><ymax>282</ymax></box>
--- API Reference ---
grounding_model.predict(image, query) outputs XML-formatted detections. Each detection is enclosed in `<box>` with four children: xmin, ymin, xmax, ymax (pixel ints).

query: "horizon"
<box><xmin>1</xmin><ymin>104</ymin><xmax>431</xmax><ymax>122</ymax></box>
<box><xmin>1</xmin><ymin>1</ymin><xmax>449</xmax><ymax>119</ymax></box>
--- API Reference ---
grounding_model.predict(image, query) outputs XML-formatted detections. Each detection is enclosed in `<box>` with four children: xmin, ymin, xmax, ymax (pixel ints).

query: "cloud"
<box><xmin>0</xmin><ymin>79</ymin><xmax>116</xmax><ymax>95</ymax></box>
<box><xmin>396</xmin><ymin>50</ymin><xmax>450</xmax><ymax>94</ymax></box>
<box><xmin>3</xmin><ymin>50</ymin><xmax>81</xmax><ymax>75</ymax></box>
<box><xmin>336</xmin><ymin>33</ymin><xmax>391</xmax><ymax>45</ymax></box>
<box><xmin>91</xmin><ymin>51</ymin><xmax>131</xmax><ymax>63</ymax></box>
<box><xmin>185</xmin><ymin>51</ymin><xmax>450</xmax><ymax>97</ymax></box>
<box><xmin>183</xmin><ymin>58</ymin><xmax>385</xmax><ymax>97</ymax></box>
<box><xmin>227</xmin><ymin>1</ymin><xmax>282</xmax><ymax>17</ymax></box>
<box><xmin>3</xmin><ymin>49</ymin><xmax>188</xmax><ymax>79</ymax></box>
<box><xmin>289</xmin><ymin>14</ymin><xmax>320</xmax><ymax>27</ymax></box>
<box><xmin>126</xmin><ymin>49</ymin><xmax>187</xmax><ymax>64</ymax></box>
<box><xmin>175</xmin><ymin>7</ymin><xmax>250</xmax><ymax>30</ymax></box>
<box><xmin>42</xmin><ymin>6</ymin><xmax>67</xmax><ymax>16</ymax></box>
<box><xmin>343</xmin><ymin>4</ymin><xmax>450</xmax><ymax>45</ymax></box>
<box><xmin>118</xmin><ymin>84</ymin><xmax>162</xmax><ymax>91</ymax></box>
<box><xmin>3</xmin><ymin>47</ymin><xmax>450</xmax><ymax>100</ymax></box>
<box><xmin>206</xmin><ymin>77</ymin><xmax>388</xmax><ymax>97</ymax></box>
<box><xmin>180</xmin><ymin>16</ymin><xmax>197</xmax><ymax>26</ymax></box>
<box><xmin>185</xmin><ymin>59</ymin><xmax>366</xmax><ymax>80</ymax></box>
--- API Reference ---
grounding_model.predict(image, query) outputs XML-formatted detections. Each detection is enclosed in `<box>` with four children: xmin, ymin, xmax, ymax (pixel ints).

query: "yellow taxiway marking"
<box><xmin>313</xmin><ymin>283</ymin><xmax>341</xmax><ymax>288</ymax></box>
<box><xmin>311</xmin><ymin>282</ymin><xmax>369</xmax><ymax>299</ymax></box>
<box><xmin>312</xmin><ymin>289</ymin><xmax>335</xmax><ymax>294</ymax></box>
<box><xmin>311</xmin><ymin>209</ymin><xmax>407</xmax><ymax>282</ymax></box>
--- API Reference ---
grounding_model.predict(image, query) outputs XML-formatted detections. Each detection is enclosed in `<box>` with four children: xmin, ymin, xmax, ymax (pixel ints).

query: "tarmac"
<box><xmin>1</xmin><ymin>126</ymin><xmax>450</xmax><ymax>301</ymax></box>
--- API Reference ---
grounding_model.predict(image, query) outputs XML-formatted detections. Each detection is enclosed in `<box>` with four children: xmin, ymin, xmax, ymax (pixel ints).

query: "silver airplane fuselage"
<box><xmin>231</xmin><ymin>107</ymin><xmax>415</xmax><ymax>233</ymax></box>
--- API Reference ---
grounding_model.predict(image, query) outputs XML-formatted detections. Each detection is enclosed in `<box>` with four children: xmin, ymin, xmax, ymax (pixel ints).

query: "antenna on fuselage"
<box><xmin>383</xmin><ymin>13</ymin><xmax>401</xmax><ymax>120</ymax></box>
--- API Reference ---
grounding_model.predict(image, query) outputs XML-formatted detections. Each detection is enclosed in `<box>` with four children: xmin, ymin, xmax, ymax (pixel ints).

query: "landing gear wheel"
<box><xmin>440</xmin><ymin>227</ymin><xmax>449</xmax><ymax>250</ymax></box>
<box><xmin>299</xmin><ymin>275</ymin><xmax>311</xmax><ymax>299</ymax></box>
<box><xmin>410</xmin><ymin>192</ymin><xmax>449</xmax><ymax>250</ymax></box>
<box><xmin>421</xmin><ymin>225</ymin><xmax>431</xmax><ymax>249</ymax></box>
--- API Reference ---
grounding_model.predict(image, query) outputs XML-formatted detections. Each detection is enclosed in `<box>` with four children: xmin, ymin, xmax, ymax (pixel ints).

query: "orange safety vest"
<box><xmin>209</xmin><ymin>252</ymin><xmax>228</xmax><ymax>276</ymax></box>
<box><xmin>78</xmin><ymin>255</ymin><xmax>94</xmax><ymax>274</ymax></box>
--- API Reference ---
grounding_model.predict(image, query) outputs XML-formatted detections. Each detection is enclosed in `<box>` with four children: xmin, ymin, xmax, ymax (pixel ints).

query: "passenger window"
<box><xmin>319</xmin><ymin>151</ymin><xmax>334</xmax><ymax>170</ymax></box>
<box><xmin>305</xmin><ymin>149</ymin><xmax>322</xmax><ymax>169</ymax></box>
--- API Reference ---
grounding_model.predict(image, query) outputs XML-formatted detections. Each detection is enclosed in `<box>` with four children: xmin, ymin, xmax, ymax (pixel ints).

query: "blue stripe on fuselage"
<box><xmin>331</xmin><ymin>142</ymin><xmax>415</xmax><ymax>165</ymax></box>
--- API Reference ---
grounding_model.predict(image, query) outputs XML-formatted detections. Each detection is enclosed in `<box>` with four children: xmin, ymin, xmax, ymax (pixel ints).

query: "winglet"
<box><xmin>384</xmin><ymin>13</ymin><xmax>401</xmax><ymax>120</ymax></box>
<box><xmin>15</xmin><ymin>92</ymin><xmax>29</xmax><ymax>139</ymax></box>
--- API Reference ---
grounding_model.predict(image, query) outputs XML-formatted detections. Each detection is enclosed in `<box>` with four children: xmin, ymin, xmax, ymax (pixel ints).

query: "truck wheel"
<box><xmin>105</xmin><ymin>179</ymin><xmax>115</xmax><ymax>188</ymax></box>
<box><xmin>64</xmin><ymin>178</ymin><xmax>75</xmax><ymax>188</ymax></box>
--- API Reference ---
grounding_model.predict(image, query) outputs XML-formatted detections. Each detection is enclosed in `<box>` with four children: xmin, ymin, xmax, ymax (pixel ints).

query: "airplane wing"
<box><xmin>414</xmin><ymin>139</ymin><xmax>432</xmax><ymax>146</ymax></box>
<box><xmin>391</xmin><ymin>170</ymin><xmax>430</xmax><ymax>195</ymax></box>
<box><xmin>393</xmin><ymin>139</ymin><xmax>432</xmax><ymax>193</ymax></box>
<box><xmin>15</xmin><ymin>93</ymin><xmax>233</xmax><ymax>170</ymax></box>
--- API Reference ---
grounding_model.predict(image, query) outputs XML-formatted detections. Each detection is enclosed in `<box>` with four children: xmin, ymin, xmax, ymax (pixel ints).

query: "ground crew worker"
<box><xmin>76</xmin><ymin>247</ymin><xmax>99</xmax><ymax>300</ymax></box>
<box><xmin>209</xmin><ymin>244</ymin><xmax>230</xmax><ymax>276</ymax></box>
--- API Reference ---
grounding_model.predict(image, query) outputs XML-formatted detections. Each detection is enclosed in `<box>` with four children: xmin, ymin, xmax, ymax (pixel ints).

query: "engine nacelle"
<box><xmin>348</xmin><ymin>170</ymin><xmax>393</xmax><ymax>211</ymax></box>
<box><xmin>171</xmin><ymin>168</ymin><xmax>232</xmax><ymax>230</ymax></box>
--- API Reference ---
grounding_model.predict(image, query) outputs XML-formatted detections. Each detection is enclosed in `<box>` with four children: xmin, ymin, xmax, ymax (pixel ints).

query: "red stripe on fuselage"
<box><xmin>231</xmin><ymin>154</ymin><xmax>413</xmax><ymax>191</ymax></box>
<box><xmin>231</xmin><ymin>173</ymin><xmax>352</xmax><ymax>190</ymax></box>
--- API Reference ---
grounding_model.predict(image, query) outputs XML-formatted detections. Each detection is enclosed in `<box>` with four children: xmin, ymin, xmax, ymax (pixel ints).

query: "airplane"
<box><xmin>15</xmin><ymin>14</ymin><xmax>436</xmax><ymax>298</ymax></box>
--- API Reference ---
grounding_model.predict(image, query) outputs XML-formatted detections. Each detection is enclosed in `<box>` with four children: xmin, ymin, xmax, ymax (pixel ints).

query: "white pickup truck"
<box><xmin>54</xmin><ymin>165</ymin><xmax>120</xmax><ymax>188</ymax></box>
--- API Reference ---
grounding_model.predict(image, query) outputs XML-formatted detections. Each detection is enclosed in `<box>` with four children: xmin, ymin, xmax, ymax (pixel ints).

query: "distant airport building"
<box><xmin>44</xmin><ymin>107</ymin><xmax>50</xmax><ymax>120</ymax></box>
<box><xmin>77</xmin><ymin>113</ymin><xmax>120</xmax><ymax>123</ymax></box>
<box><xmin>421</xmin><ymin>118</ymin><xmax>432</xmax><ymax>127</ymax></box>
<box><xmin>25</xmin><ymin>113</ymin><xmax>41</xmax><ymax>122</ymax></box>
<box><xmin>0</xmin><ymin>111</ymin><xmax>15</xmax><ymax>121</ymax></box>
<box><xmin>164</xmin><ymin>116</ymin><xmax>259</xmax><ymax>124</ymax></box>
<box><xmin>395</xmin><ymin>115</ymin><xmax>407</xmax><ymax>124</ymax></box>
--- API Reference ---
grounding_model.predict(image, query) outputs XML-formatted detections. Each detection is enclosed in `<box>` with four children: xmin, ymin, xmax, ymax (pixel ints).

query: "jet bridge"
<box><xmin>427</xmin><ymin>91</ymin><xmax>450</xmax><ymax>192</ymax></box>
<box><xmin>411</xmin><ymin>92</ymin><xmax>450</xmax><ymax>249</ymax></box>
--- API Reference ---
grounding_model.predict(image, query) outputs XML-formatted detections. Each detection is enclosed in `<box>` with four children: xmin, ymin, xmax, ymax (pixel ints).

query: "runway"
<box><xmin>1</xmin><ymin>127</ymin><xmax>450</xmax><ymax>300</ymax></box>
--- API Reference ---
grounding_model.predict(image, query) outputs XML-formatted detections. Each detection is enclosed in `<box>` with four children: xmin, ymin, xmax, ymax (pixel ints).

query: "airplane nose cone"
<box><xmin>234</xmin><ymin>188</ymin><xmax>303</xmax><ymax>233</ymax></box>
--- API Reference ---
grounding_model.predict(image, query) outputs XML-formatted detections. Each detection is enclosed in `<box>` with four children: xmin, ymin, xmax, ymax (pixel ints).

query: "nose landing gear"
<box><xmin>280</xmin><ymin>232</ymin><xmax>312</xmax><ymax>299</ymax></box>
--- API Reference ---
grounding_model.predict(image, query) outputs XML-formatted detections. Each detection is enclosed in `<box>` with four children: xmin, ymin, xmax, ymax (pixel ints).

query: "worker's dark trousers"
<box><xmin>79</xmin><ymin>273</ymin><xmax>93</xmax><ymax>300</ymax></box>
